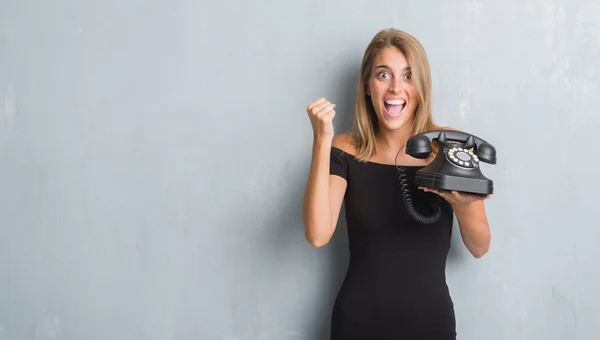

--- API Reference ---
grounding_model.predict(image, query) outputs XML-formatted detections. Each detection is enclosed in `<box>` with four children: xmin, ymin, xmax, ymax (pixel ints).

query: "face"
<box><xmin>366</xmin><ymin>46</ymin><xmax>418</xmax><ymax>132</ymax></box>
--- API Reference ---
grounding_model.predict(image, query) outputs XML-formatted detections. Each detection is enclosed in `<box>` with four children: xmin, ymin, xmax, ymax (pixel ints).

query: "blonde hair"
<box><xmin>351</xmin><ymin>28</ymin><xmax>446</xmax><ymax>162</ymax></box>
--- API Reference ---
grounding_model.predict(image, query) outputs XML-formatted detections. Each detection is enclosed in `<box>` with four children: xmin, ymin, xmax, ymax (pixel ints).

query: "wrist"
<box><xmin>313</xmin><ymin>134</ymin><xmax>333</xmax><ymax>148</ymax></box>
<box><xmin>451</xmin><ymin>201</ymin><xmax>474</xmax><ymax>214</ymax></box>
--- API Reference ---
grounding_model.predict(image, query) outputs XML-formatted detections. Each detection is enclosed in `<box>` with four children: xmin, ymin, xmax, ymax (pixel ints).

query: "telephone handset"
<box><xmin>397</xmin><ymin>130</ymin><xmax>497</xmax><ymax>224</ymax></box>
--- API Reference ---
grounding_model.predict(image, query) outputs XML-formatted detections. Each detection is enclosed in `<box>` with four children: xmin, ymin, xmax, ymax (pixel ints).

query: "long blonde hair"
<box><xmin>351</xmin><ymin>28</ymin><xmax>445</xmax><ymax>162</ymax></box>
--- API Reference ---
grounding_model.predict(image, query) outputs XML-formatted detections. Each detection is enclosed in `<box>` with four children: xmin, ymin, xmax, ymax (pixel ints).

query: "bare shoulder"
<box><xmin>332</xmin><ymin>133</ymin><xmax>357</xmax><ymax>156</ymax></box>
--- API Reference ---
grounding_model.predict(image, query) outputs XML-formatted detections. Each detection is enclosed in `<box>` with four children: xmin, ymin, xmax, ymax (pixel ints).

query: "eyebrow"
<box><xmin>375</xmin><ymin>65</ymin><xmax>411</xmax><ymax>72</ymax></box>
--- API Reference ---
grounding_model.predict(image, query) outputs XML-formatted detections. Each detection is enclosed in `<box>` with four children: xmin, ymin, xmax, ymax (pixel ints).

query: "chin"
<box><xmin>379</xmin><ymin>118</ymin><xmax>409</xmax><ymax>131</ymax></box>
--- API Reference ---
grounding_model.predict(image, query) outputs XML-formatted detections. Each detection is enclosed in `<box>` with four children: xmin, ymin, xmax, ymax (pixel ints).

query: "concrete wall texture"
<box><xmin>1</xmin><ymin>0</ymin><xmax>599</xmax><ymax>339</ymax></box>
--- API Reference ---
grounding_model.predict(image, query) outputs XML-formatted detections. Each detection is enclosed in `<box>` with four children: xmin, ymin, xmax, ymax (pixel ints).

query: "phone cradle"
<box><xmin>413</xmin><ymin>145</ymin><xmax>493</xmax><ymax>197</ymax></box>
<box><xmin>399</xmin><ymin>130</ymin><xmax>497</xmax><ymax>224</ymax></box>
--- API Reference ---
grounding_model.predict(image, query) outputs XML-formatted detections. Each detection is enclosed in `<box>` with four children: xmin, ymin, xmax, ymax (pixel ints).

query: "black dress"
<box><xmin>329</xmin><ymin>146</ymin><xmax>457</xmax><ymax>340</ymax></box>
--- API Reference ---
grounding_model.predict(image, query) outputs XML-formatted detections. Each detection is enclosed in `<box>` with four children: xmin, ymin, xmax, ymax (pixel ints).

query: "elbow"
<box><xmin>472</xmin><ymin>250</ymin><xmax>487</xmax><ymax>259</ymax></box>
<box><xmin>470</xmin><ymin>244</ymin><xmax>490</xmax><ymax>259</ymax></box>
<box><xmin>304</xmin><ymin>224</ymin><xmax>333</xmax><ymax>248</ymax></box>
<box><xmin>302</xmin><ymin>210</ymin><xmax>334</xmax><ymax>248</ymax></box>
<box><xmin>308</xmin><ymin>239</ymin><xmax>330</xmax><ymax>248</ymax></box>
<box><xmin>305</xmin><ymin>233</ymin><xmax>331</xmax><ymax>248</ymax></box>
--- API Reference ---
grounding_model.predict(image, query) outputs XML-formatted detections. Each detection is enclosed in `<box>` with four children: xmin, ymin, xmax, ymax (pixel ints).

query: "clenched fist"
<box><xmin>306</xmin><ymin>97</ymin><xmax>336</xmax><ymax>140</ymax></box>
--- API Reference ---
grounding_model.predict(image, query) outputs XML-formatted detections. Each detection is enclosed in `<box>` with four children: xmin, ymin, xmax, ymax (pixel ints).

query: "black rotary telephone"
<box><xmin>396</xmin><ymin>130</ymin><xmax>497</xmax><ymax>224</ymax></box>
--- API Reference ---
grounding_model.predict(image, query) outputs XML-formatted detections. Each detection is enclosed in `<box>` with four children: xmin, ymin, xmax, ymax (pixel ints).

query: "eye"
<box><xmin>377</xmin><ymin>71</ymin><xmax>390</xmax><ymax>79</ymax></box>
<box><xmin>405</xmin><ymin>73</ymin><xmax>413</xmax><ymax>80</ymax></box>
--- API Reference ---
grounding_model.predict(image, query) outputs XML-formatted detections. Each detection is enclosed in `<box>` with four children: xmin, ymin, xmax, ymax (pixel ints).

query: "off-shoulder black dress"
<box><xmin>329</xmin><ymin>146</ymin><xmax>457</xmax><ymax>340</ymax></box>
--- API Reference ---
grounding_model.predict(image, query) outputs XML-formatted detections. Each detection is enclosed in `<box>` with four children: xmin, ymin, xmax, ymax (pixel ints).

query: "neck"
<box><xmin>376</xmin><ymin>124</ymin><xmax>413</xmax><ymax>152</ymax></box>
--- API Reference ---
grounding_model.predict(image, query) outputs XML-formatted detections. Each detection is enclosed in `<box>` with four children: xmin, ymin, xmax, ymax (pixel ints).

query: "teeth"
<box><xmin>385</xmin><ymin>99</ymin><xmax>405</xmax><ymax>105</ymax></box>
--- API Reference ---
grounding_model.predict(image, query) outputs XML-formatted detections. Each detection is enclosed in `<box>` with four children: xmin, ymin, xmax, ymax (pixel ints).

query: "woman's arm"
<box><xmin>302</xmin><ymin>135</ymin><xmax>348</xmax><ymax>248</ymax></box>
<box><xmin>302</xmin><ymin>98</ymin><xmax>348</xmax><ymax>248</ymax></box>
<box><xmin>420</xmin><ymin>187</ymin><xmax>491</xmax><ymax>258</ymax></box>
<box><xmin>419</xmin><ymin>126</ymin><xmax>492</xmax><ymax>257</ymax></box>
<box><xmin>451</xmin><ymin>199</ymin><xmax>490</xmax><ymax>258</ymax></box>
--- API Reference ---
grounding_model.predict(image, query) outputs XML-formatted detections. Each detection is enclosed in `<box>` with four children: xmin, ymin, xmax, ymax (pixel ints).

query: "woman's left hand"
<box><xmin>419</xmin><ymin>186</ymin><xmax>491</xmax><ymax>205</ymax></box>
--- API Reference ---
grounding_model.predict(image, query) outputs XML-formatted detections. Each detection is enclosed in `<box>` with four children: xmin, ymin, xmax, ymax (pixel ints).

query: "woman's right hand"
<box><xmin>306</xmin><ymin>97</ymin><xmax>336</xmax><ymax>140</ymax></box>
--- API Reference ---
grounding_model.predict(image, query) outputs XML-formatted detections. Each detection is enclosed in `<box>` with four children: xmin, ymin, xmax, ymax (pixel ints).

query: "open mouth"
<box><xmin>383</xmin><ymin>99</ymin><xmax>406</xmax><ymax>118</ymax></box>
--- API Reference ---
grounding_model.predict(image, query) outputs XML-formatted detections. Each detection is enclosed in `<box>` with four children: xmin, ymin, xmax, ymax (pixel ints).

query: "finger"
<box><xmin>314</xmin><ymin>101</ymin><xmax>334</xmax><ymax>113</ymax></box>
<box><xmin>472</xmin><ymin>194</ymin><xmax>491</xmax><ymax>201</ymax></box>
<box><xmin>316</xmin><ymin>103</ymin><xmax>336</xmax><ymax>117</ymax></box>
<box><xmin>437</xmin><ymin>192</ymin><xmax>449</xmax><ymax>199</ymax></box>
<box><xmin>452</xmin><ymin>191</ymin><xmax>473</xmax><ymax>200</ymax></box>
<box><xmin>307</xmin><ymin>97</ymin><xmax>326</xmax><ymax>112</ymax></box>
<box><xmin>306</xmin><ymin>99</ymin><xmax>324</xmax><ymax>113</ymax></box>
<box><xmin>311</xmin><ymin>99</ymin><xmax>331</xmax><ymax>113</ymax></box>
<box><xmin>321</xmin><ymin>108</ymin><xmax>336</xmax><ymax>122</ymax></box>
<box><xmin>426</xmin><ymin>188</ymin><xmax>439</xmax><ymax>195</ymax></box>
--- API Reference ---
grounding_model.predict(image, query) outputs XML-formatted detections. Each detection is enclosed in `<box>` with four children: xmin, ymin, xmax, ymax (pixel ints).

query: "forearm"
<box><xmin>452</xmin><ymin>201</ymin><xmax>490</xmax><ymax>258</ymax></box>
<box><xmin>302</xmin><ymin>137</ymin><xmax>333</xmax><ymax>246</ymax></box>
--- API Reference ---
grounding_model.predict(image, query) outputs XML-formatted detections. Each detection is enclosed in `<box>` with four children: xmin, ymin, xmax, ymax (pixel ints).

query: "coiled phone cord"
<box><xmin>395</xmin><ymin>145</ymin><xmax>442</xmax><ymax>224</ymax></box>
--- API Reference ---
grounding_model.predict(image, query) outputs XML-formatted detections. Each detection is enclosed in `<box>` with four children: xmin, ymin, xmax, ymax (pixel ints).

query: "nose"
<box><xmin>388</xmin><ymin>77</ymin><xmax>402</xmax><ymax>93</ymax></box>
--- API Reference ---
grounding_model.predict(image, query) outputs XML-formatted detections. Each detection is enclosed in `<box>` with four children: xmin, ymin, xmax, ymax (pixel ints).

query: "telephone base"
<box><xmin>414</xmin><ymin>172</ymin><xmax>494</xmax><ymax>196</ymax></box>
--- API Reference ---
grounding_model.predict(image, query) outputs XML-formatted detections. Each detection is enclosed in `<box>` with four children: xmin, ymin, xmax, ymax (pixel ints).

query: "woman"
<box><xmin>302</xmin><ymin>28</ymin><xmax>491</xmax><ymax>339</ymax></box>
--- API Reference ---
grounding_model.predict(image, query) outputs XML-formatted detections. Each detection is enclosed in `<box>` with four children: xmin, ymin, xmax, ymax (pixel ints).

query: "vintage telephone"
<box><xmin>397</xmin><ymin>130</ymin><xmax>497</xmax><ymax>224</ymax></box>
